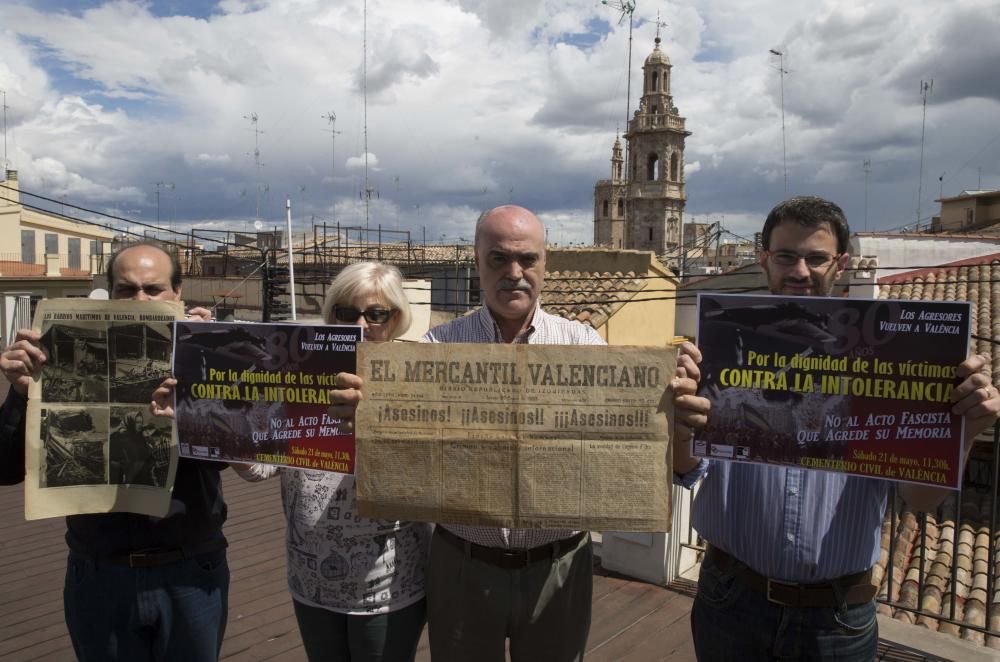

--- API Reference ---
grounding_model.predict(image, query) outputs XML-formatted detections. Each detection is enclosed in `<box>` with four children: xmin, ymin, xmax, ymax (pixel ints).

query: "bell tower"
<box><xmin>625</xmin><ymin>30</ymin><xmax>690</xmax><ymax>256</ymax></box>
<box><xmin>593</xmin><ymin>135</ymin><xmax>626</xmax><ymax>248</ymax></box>
<box><xmin>594</xmin><ymin>27</ymin><xmax>691</xmax><ymax>264</ymax></box>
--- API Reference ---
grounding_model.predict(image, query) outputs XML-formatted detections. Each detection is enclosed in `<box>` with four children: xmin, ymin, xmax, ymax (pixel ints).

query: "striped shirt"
<box><xmin>422</xmin><ymin>304</ymin><xmax>606</xmax><ymax>549</ymax></box>
<box><xmin>688</xmin><ymin>461</ymin><xmax>889</xmax><ymax>582</ymax></box>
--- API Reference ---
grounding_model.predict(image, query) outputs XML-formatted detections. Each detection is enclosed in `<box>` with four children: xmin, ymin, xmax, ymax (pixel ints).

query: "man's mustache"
<box><xmin>498</xmin><ymin>278</ymin><xmax>531</xmax><ymax>291</ymax></box>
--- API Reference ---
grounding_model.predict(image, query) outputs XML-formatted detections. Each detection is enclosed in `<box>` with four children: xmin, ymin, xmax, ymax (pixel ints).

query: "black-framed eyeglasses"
<box><xmin>333</xmin><ymin>306</ymin><xmax>395</xmax><ymax>324</ymax></box>
<box><xmin>766</xmin><ymin>250</ymin><xmax>841</xmax><ymax>269</ymax></box>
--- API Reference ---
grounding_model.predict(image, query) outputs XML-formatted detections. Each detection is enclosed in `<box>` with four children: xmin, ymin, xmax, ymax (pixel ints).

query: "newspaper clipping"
<box><xmin>173</xmin><ymin>322</ymin><xmax>361</xmax><ymax>472</ymax></box>
<box><xmin>25</xmin><ymin>299</ymin><xmax>184</xmax><ymax>520</ymax></box>
<box><xmin>355</xmin><ymin>342</ymin><xmax>676</xmax><ymax>531</ymax></box>
<box><xmin>694</xmin><ymin>293</ymin><xmax>971</xmax><ymax>488</ymax></box>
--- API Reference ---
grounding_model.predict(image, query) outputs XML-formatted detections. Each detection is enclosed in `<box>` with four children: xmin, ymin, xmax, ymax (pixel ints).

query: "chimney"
<box><xmin>1</xmin><ymin>169</ymin><xmax>19</xmax><ymax>205</ymax></box>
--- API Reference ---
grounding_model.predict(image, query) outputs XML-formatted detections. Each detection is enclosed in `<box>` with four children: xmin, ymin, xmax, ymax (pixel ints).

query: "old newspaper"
<box><xmin>25</xmin><ymin>299</ymin><xmax>184</xmax><ymax>520</ymax></box>
<box><xmin>355</xmin><ymin>343</ymin><xmax>677</xmax><ymax>531</ymax></box>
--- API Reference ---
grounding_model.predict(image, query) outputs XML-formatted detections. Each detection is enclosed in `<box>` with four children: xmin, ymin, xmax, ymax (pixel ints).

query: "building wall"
<box><xmin>851</xmin><ymin>234</ymin><xmax>1000</xmax><ymax>281</ymax></box>
<box><xmin>399</xmin><ymin>279</ymin><xmax>431</xmax><ymax>342</ymax></box>
<box><xmin>593</xmin><ymin>181</ymin><xmax>627</xmax><ymax>248</ymax></box>
<box><xmin>603</xmin><ymin>294</ymin><xmax>676</xmax><ymax>347</ymax></box>
<box><xmin>0</xmin><ymin>171</ymin><xmax>113</xmax><ymax>277</ymax></box>
<box><xmin>939</xmin><ymin>194</ymin><xmax>1000</xmax><ymax>232</ymax></box>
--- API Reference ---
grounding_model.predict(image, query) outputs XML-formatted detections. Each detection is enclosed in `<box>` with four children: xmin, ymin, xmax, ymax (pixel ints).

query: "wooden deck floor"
<box><xmin>0</xmin><ymin>470</ymin><xmax>950</xmax><ymax>661</ymax></box>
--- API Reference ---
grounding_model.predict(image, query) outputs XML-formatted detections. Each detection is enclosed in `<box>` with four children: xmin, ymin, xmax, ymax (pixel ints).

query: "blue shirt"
<box><xmin>686</xmin><ymin>460</ymin><xmax>888</xmax><ymax>583</ymax></box>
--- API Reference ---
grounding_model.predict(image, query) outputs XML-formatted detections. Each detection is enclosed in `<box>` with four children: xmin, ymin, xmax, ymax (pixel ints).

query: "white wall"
<box><xmin>852</xmin><ymin>234</ymin><xmax>1000</xmax><ymax>281</ymax></box>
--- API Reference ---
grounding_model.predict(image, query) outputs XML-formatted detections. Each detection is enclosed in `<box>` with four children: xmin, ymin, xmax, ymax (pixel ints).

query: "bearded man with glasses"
<box><xmin>672</xmin><ymin>196</ymin><xmax>1000</xmax><ymax>661</ymax></box>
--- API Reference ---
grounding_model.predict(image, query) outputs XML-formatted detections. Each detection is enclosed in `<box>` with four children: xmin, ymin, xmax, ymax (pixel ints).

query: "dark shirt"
<box><xmin>0</xmin><ymin>389</ymin><xmax>228</xmax><ymax>556</ymax></box>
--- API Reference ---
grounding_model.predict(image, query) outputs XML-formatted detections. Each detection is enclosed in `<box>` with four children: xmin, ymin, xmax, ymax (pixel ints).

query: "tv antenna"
<box><xmin>322</xmin><ymin>111</ymin><xmax>342</xmax><ymax>221</ymax></box>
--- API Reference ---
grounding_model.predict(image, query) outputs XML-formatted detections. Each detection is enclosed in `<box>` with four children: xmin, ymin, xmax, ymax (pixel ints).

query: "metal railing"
<box><xmin>878</xmin><ymin>426</ymin><xmax>999</xmax><ymax>646</ymax></box>
<box><xmin>0</xmin><ymin>252</ymin><xmax>102</xmax><ymax>275</ymax></box>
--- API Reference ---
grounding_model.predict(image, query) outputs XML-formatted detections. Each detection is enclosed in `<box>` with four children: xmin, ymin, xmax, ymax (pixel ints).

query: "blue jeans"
<box><xmin>63</xmin><ymin>548</ymin><xmax>230</xmax><ymax>662</ymax></box>
<box><xmin>292</xmin><ymin>598</ymin><xmax>426</xmax><ymax>662</ymax></box>
<box><xmin>691</xmin><ymin>550</ymin><xmax>878</xmax><ymax>661</ymax></box>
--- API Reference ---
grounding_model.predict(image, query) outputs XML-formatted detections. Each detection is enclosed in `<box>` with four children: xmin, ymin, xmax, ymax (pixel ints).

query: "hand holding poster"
<box><xmin>172</xmin><ymin>321</ymin><xmax>360</xmax><ymax>472</ymax></box>
<box><xmin>25</xmin><ymin>299</ymin><xmax>184</xmax><ymax>520</ymax></box>
<box><xmin>693</xmin><ymin>293</ymin><xmax>970</xmax><ymax>488</ymax></box>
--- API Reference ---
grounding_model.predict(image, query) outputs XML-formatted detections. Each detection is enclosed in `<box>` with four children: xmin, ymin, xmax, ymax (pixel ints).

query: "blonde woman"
<box><xmin>238</xmin><ymin>262</ymin><xmax>429</xmax><ymax>661</ymax></box>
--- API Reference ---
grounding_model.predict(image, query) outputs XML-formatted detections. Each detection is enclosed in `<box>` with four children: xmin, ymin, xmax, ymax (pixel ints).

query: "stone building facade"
<box><xmin>593</xmin><ymin>35</ymin><xmax>690</xmax><ymax>260</ymax></box>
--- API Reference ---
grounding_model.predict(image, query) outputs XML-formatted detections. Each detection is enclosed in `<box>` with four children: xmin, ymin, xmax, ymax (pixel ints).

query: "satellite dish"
<box><xmin>254</xmin><ymin>220</ymin><xmax>263</xmax><ymax>230</ymax></box>
<box><xmin>88</xmin><ymin>288</ymin><xmax>109</xmax><ymax>300</ymax></box>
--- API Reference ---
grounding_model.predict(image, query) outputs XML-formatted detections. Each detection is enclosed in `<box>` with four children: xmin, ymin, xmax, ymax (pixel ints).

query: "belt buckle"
<box><xmin>765</xmin><ymin>578</ymin><xmax>800</xmax><ymax>606</ymax></box>
<box><xmin>128</xmin><ymin>551</ymin><xmax>153</xmax><ymax>568</ymax></box>
<box><xmin>499</xmin><ymin>549</ymin><xmax>528</xmax><ymax>568</ymax></box>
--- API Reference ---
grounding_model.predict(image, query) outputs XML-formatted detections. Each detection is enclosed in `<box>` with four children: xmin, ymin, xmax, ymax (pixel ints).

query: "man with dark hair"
<box><xmin>673</xmin><ymin>195</ymin><xmax>1000</xmax><ymax>661</ymax></box>
<box><xmin>0</xmin><ymin>242</ymin><xmax>229</xmax><ymax>662</ymax></box>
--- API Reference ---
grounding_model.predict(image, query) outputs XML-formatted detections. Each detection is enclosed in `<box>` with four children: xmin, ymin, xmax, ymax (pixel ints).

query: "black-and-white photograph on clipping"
<box><xmin>109</xmin><ymin>406</ymin><xmax>173</xmax><ymax>487</ymax></box>
<box><xmin>26</xmin><ymin>298</ymin><xmax>184</xmax><ymax>521</ymax></box>
<box><xmin>40</xmin><ymin>406</ymin><xmax>109</xmax><ymax>488</ymax></box>
<box><xmin>109</xmin><ymin>322</ymin><xmax>173</xmax><ymax>403</ymax></box>
<box><xmin>40</xmin><ymin>324</ymin><xmax>108</xmax><ymax>403</ymax></box>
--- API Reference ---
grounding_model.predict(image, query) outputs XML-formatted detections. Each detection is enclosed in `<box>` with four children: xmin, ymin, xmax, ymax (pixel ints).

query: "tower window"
<box><xmin>647</xmin><ymin>153</ymin><xmax>659</xmax><ymax>181</ymax></box>
<box><xmin>602</xmin><ymin>200</ymin><xmax>609</xmax><ymax>217</ymax></box>
<box><xmin>617</xmin><ymin>199</ymin><xmax>624</xmax><ymax>216</ymax></box>
<box><xmin>614</xmin><ymin>162</ymin><xmax>622</xmax><ymax>179</ymax></box>
<box><xmin>651</xmin><ymin>71</ymin><xmax>659</xmax><ymax>92</ymax></box>
<box><xmin>648</xmin><ymin>227</ymin><xmax>654</xmax><ymax>241</ymax></box>
<box><xmin>670</xmin><ymin>153</ymin><xmax>679</xmax><ymax>181</ymax></box>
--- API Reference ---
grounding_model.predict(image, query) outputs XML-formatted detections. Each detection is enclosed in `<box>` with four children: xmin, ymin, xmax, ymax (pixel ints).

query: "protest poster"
<box><xmin>172</xmin><ymin>321</ymin><xmax>360</xmax><ymax>473</ymax></box>
<box><xmin>355</xmin><ymin>342</ymin><xmax>676</xmax><ymax>531</ymax></box>
<box><xmin>693</xmin><ymin>293</ymin><xmax>971</xmax><ymax>488</ymax></box>
<box><xmin>25</xmin><ymin>299</ymin><xmax>184</xmax><ymax>520</ymax></box>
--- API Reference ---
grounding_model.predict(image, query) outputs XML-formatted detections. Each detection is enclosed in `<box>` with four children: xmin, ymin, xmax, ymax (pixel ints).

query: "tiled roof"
<box><xmin>877</xmin><ymin>255</ymin><xmax>1000</xmax><ymax>379</ymax></box>
<box><xmin>849</xmin><ymin>256</ymin><xmax>879</xmax><ymax>271</ymax></box>
<box><xmin>541</xmin><ymin>270</ymin><xmax>648</xmax><ymax>328</ymax></box>
<box><xmin>875</xmin><ymin>253</ymin><xmax>1000</xmax><ymax>648</ymax></box>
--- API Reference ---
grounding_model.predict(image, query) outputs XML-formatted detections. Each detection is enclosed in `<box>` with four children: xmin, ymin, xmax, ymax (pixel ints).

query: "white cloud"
<box><xmin>345</xmin><ymin>153</ymin><xmax>380</xmax><ymax>171</ymax></box>
<box><xmin>0</xmin><ymin>0</ymin><xmax>994</xmax><ymax>245</ymax></box>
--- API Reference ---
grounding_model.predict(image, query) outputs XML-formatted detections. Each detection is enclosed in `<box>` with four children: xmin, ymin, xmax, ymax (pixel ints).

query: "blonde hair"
<box><xmin>321</xmin><ymin>262</ymin><xmax>412</xmax><ymax>339</ymax></box>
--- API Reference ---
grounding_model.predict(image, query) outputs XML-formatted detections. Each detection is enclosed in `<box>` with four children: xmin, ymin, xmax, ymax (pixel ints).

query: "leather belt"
<box><xmin>706</xmin><ymin>546</ymin><xmax>877</xmax><ymax>608</ymax></box>
<box><xmin>437</xmin><ymin>527</ymin><xmax>587</xmax><ymax>570</ymax></box>
<box><xmin>101</xmin><ymin>540</ymin><xmax>228</xmax><ymax>568</ymax></box>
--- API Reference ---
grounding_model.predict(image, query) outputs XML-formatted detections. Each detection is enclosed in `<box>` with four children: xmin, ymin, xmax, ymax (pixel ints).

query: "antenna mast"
<box><xmin>862</xmin><ymin>159</ymin><xmax>871</xmax><ymax>231</ymax></box>
<box><xmin>1</xmin><ymin>89</ymin><xmax>8</xmax><ymax>170</ymax></box>
<box><xmin>916</xmin><ymin>79</ymin><xmax>932</xmax><ymax>227</ymax></box>
<box><xmin>769</xmin><ymin>49</ymin><xmax>788</xmax><ymax>196</ymax></box>
<box><xmin>602</xmin><ymin>1</ymin><xmax>636</xmax><ymax>224</ymax></box>
<box><xmin>244</xmin><ymin>112</ymin><xmax>264</xmax><ymax>232</ymax></box>
<box><xmin>322</xmin><ymin>111</ymin><xmax>342</xmax><ymax>221</ymax></box>
<box><xmin>363</xmin><ymin>0</ymin><xmax>370</xmax><ymax>247</ymax></box>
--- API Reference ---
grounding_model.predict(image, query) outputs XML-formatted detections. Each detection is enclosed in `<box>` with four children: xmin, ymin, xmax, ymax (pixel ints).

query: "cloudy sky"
<box><xmin>0</xmin><ymin>0</ymin><xmax>997</xmax><ymax>247</ymax></box>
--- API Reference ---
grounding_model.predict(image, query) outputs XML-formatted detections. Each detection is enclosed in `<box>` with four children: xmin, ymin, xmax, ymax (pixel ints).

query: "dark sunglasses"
<box><xmin>333</xmin><ymin>305</ymin><xmax>395</xmax><ymax>324</ymax></box>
